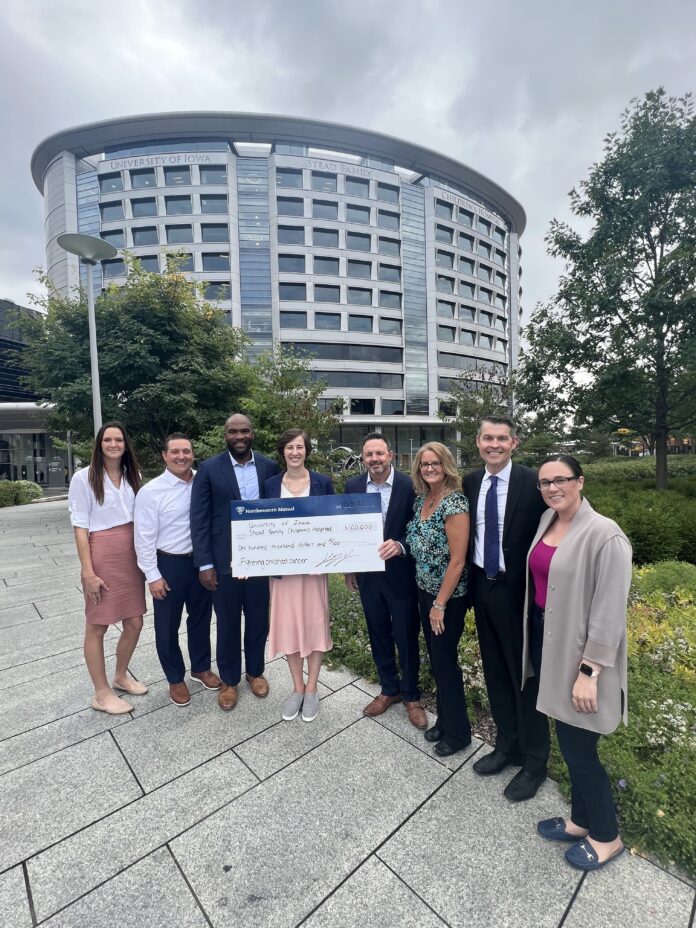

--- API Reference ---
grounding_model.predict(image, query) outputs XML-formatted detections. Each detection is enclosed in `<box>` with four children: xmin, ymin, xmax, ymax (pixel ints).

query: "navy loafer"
<box><xmin>537</xmin><ymin>817</ymin><xmax>585</xmax><ymax>842</ymax></box>
<box><xmin>565</xmin><ymin>840</ymin><xmax>625</xmax><ymax>871</ymax></box>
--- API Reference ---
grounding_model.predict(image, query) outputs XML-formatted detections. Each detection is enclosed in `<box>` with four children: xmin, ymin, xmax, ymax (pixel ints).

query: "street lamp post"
<box><xmin>56</xmin><ymin>233</ymin><xmax>117</xmax><ymax>435</ymax></box>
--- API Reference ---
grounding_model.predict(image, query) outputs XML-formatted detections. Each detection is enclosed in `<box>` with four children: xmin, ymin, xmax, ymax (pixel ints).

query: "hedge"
<box><xmin>0</xmin><ymin>480</ymin><xmax>43</xmax><ymax>507</ymax></box>
<box><xmin>327</xmin><ymin>560</ymin><xmax>696</xmax><ymax>878</ymax></box>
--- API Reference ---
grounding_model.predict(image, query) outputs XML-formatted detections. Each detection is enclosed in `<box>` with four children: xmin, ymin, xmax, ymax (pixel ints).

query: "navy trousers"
<box><xmin>154</xmin><ymin>553</ymin><xmax>213</xmax><ymax>684</ymax></box>
<box><xmin>555</xmin><ymin>721</ymin><xmax>619</xmax><ymax>842</ymax></box>
<box><xmin>213</xmin><ymin>573</ymin><xmax>269</xmax><ymax>686</ymax></box>
<box><xmin>358</xmin><ymin>573</ymin><xmax>421</xmax><ymax>702</ymax></box>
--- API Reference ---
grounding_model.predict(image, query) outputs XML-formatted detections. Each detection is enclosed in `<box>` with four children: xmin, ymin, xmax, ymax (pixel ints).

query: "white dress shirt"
<box><xmin>134</xmin><ymin>468</ymin><xmax>196</xmax><ymax>582</ymax></box>
<box><xmin>68</xmin><ymin>466</ymin><xmax>135</xmax><ymax>532</ymax></box>
<box><xmin>473</xmin><ymin>459</ymin><xmax>512</xmax><ymax>571</ymax></box>
<box><xmin>366</xmin><ymin>466</ymin><xmax>394</xmax><ymax>526</ymax></box>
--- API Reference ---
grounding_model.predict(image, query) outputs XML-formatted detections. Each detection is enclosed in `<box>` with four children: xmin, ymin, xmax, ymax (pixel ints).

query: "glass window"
<box><xmin>99</xmin><ymin>172</ymin><xmax>123</xmax><ymax>193</ymax></box>
<box><xmin>164</xmin><ymin>166</ymin><xmax>191</xmax><ymax>186</ymax></box>
<box><xmin>165</xmin><ymin>195</ymin><xmax>192</xmax><ymax>215</ymax></box>
<box><xmin>131</xmin><ymin>197</ymin><xmax>157</xmax><ymax>218</ymax></box>
<box><xmin>480</xmin><ymin>311</ymin><xmax>493</xmax><ymax>328</ymax></box>
<box><xmin>294</xmin><ymin>343</ymin><xmax>402</xmax><ymax>363</ymax></box>
<box><xmin>436</xmin><ymin>250</ymin><xmax>454</xmax><ymax>269</ymax></box>
<box><xmin>348</xmin><ymin>314</ymin><xmax>372</xmax><ymax>333</ymax></box>
<box><xmin>346</xmin><ymin>203</ymin><xmax>370</xmax><ymax>224</ymax></box>
<box><xmin>378</xmin><ymin>237</ymin><xmax>400</xmax><ymax>256</ymax></box>
<box><xmin>201</xmin><ymin>223</ymin><xmax>228</xmax><ymax>243</ymax></box>
<box><xmin>435</xmin><ymin>224</ymin><xmax>453</xmax><ymax>244</ymax></box>
<box><xmin>376</xmin><ymin>182</ymin><xmax>399</xmax><ymax>204</ymax></box>
<box><xmin>100</xmin><ymin>229</ymin><xmax>124</xmax><ymax>248</ymax></box>
<box><xmin>100</xmin><ymin>201</ymin><xmax>124</xmax><ymax>222</ymax></box>
<box><xmin>200</xmin><ymin>165</ymin><xmax>227</xmax><ymax>185</ymax></box>
<box><xmin>102</xmin><ymin>258</ymin><xmax>126</xmax><ymax>278</ymax></box>
<box><xmin>201</xmin><ymin>194</ymin><xmax>228</xmax><ymax>213</ymax></box>
<box><xmin>381</xmin><ymin>399</ymin><xmax>404</xmax><ymax>415</ymax></box>
<box><xmin>494</xmin><ymin>226</ymin><xmax>506</xmax><ymax>245</ymax></box>
<box><xmin>205</xmin><ymin>282</ymin><xmax>229</xmax><ymax>300</ymax></box>
<box><xmin>280</xmin><ymin>311</ymin><xmax>307</xmax><ymax>328</ymax></box>
<box><xmin>166</xmin><ymin>224</ymin><xmax>193</xmax><ymax>244</ymax></box>
<box><xmin>480</xmin><ymin>333</ymin><xmax>493</xmax><ymax>349</ymax></box>
<box><xmin>132</xmin><ymin>226</ymin><xmax>158</xmax><ymax>246</ymax></box>
<box><xmin>313</xmin><ymin>200</ymin><xmax>338</xmax><ymax>220</ymax></box>
<box><xmin>378</xmin><ymin>264</ymin><xmax>400</xmax><ymax>283</ymax></box>
<box><xmin>378</xmin><ymin>210</ymin><xmax>399</xmax><ymax>230</ymax></box>
<box><xmin>277</xmin><ymin>197</ymin><xmax>304</xmax><ymax>216</ymax></box>
<box><xmin>460</xmin><ymin>305</ymin><xmax>476</xmax><ymax>322</ymax></box>
<box><xmin>437</xmin><ymin>275</ymin><xmax>455</xmax><ymax>293</ymax></box>
<box><xmin>138</xmin><ymin>255</ymin><xmax>159</xmax><ymax>273</ymax></box>
<box><xmin>279</xmin><ymin>254</ymin><xmax>306</xmax><ymax>273</ymax></box>
<box><xmin>345</xmin><ymin>176</ymin><xmax>369</xmax><ymax>197</ymax></box>
<box><xmin>347</xmin><ymin>260</ymin><xmax>371</xmax><ymax>279</ymax></box>
<box><xmin>495</xmin><ymin>294</ymin><xmax>507</xmax><ymax>310</ymax></box>
<box><xmin>478</xmin><ymin>241</ymin><xmax>491</xmax><ymax>259</ymax></box>
<box><xmin>379</xmin><ymin>290</ymin><xmax>401</xmax><ymax>309</ymax></box>
<box><xmin>460</xmin><ymin>329</ymin><xmax>476</xmax><ymax>346</ymax></box>
<box><xmin>347</xmin><ymin>287</ymin><xmax>372</xmax><ymax>306</ymax></box>
<box><xmin>459</xmin><ymin>281</ymin><xmax>475</xmax><ymax>298</ymax></box>
<box><xmin>438</xmin><ymin>352</ymin><xmax>477</xmax><ymax>371</ymax></box>
<box><xmin>313</xmin><ymin>227</ymin><xmax>339</xmax><ymax>247</ymax></box>
<box><xmin>279</xmin><ymin>282</ymin><xmax>307</xmax><ymax>300</ymax></box>
<box><xmin>459</xmin><ymin>208</ymin><xmax>474</xmax><ymax>227</ymax></box>
<box><xmin>314</xmin><ymin>285</ymin><xmax>340</xmax><ymax>303</ymax></box>
<box><xmin>435</xmin><ymin>200</ymin><xmax>453</xmax><ymax>220</ymax></box>
<box><xmin>494</xmin><ymin>249</ymin><xmax>506</xmax><ymax>266</ymax></box>
<box><xmin>346</xmin><ymin>231</ymin><xmax>371</xmax><ymax>251</ymax></box>
<box><xmin>315</xmin><ymin>312</ymin><xmax>341</xmax><ymax>329</ymax></box>
<box><xmin>495</xmin><ymin>271</ymin><xmax>506</xmax><ymax>288</ymax></box>
<box><xmin>379</xmin><ymin>317</ymin><xmax>402</xmax><ymax>335</ymax></box>
<box><xmin>278</xmin><ymin>225</ymin><xmax>305</xmax><ymax>244</ymax></box>
<box><xmin>498</xmin><ymin>338</ymin><xmax>508</xmax><ymax>352</ymax></box>
<box><xmin>438</xmin><ymin>325</ymin><xmax>455</xmax><ymax>342</ymax></box>
<box><xmin>351</xmin><ymin>398</ymin><xmax>375</xmax><ymax>414</ymax></box>
<box><xmin>276</xmin><ymin>168</ymin><xmax>304</xmax><ymax>188</ymax></box>
<box><xmin>479</xmin><ymin>287</ymin><xmax>492</xmax><ymax>304</ymax></box>
<box><xmin>437</xmin><ymin>300</ymin><xmax>455</xmax><ymax>318</ymax></box>
<box><xmin>311</xmin><ymin>172</ymin><xmax>337</xmax><ymax>192</ymax></box>
<box><xmin>460</xmin><ymin>233</ymin><xmax>474</xmax><ymax>251</ymax></box>
<box><xmin>130</xmin><ymin>168</ymin><xmax>156</xmax><ymax>188</ymax></box>
<box><xmin>167</xmin><ymin>253</ymin><xmax>193</xmax><ymax>271</ymax></box>
<box><xmin>314</xmin><ymin>256</ymin><xmax>339</xmax><ymax>275</ymax></box>
<box><xmin>477</xmin><ymin>264</ymin><xmax>492</xmax><ymax>281</ymax></box>
<box><xmin>494</xmin><ymin>315</ymin><xmax>506</xmax><ymax>331</ymax></box>
<box><xmin>478</xmin><ymin>218</ymin><xmax>492</xmax><ymax>237</ymax></box>
<box><xmin>459</xmin><ymin>258</ymin><xmax>474</xmax><ymax>275</ymax></box>
<box><xmin>202</xmin><ymin>252</ymin><xmax>230</xmax><ymax>271</ymax></box>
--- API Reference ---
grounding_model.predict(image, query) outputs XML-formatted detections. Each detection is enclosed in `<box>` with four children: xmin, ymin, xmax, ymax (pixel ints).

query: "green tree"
<box><xmin>438</xmin><ymin>366</ymin><xmax>513</xmax><ymax>466</ymax></box>
<box><xmin>20</xmin><ymin>265</ymin><xmax>251</xmax><ymax>464</ymax></box>
<box><xmin>517</xmin><ymin>89</ymin><xmax>696</xmax><ymax>489</ymax></box>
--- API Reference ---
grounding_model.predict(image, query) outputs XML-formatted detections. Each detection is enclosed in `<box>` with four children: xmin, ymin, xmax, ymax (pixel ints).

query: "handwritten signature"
<box><xmin>314</xmin><ymin>550</ymin><xmax>352</xmax><ymax>569</ymax></box>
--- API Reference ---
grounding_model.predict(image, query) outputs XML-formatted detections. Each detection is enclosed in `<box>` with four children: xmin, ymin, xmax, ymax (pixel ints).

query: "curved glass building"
<box><xmin>32</xmin><ymin>113</ymin><xmax>525</xmax><ymax>458</ymax></box>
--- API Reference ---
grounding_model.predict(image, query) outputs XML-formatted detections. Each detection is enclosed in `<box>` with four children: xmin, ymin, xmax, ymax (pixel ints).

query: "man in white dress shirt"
<box><xmin>134</xmin><ymin>434</ymin><xmax>221</xmax><ymax>706</ymax></box>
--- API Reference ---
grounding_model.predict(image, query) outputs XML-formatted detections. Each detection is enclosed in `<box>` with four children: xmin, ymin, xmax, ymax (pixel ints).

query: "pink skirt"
<box><xmin>85</xmin><ymin>523</ymin><xmax>146</xmax><ymax>625</ymax></box>
<box><xmin>268</xmin><ymin>574</ymin><xmax>332</xmax><ymax>658</ymax></box>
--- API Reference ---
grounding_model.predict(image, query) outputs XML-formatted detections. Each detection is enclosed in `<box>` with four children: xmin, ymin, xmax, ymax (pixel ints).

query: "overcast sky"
<box><xmin>1</xmin><ymin>0</ymin><xmax>695</xmax><ymax>319</ymax></box>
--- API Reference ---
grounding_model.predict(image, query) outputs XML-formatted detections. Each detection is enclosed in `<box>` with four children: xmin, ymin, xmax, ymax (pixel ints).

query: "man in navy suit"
<box><xmin>190</xmin><ymin>413</ymin><xmax>280</xmax><ymax>710</ymax></box>
<box><xmin>344</xmin><ymin>433</ymin><xmax>426</xmax><ymax>729</ymax></box>
<box><xmin>463</xmin><ymin>415</ymin><xmax>549</xmax><ymax>800</ymax></box>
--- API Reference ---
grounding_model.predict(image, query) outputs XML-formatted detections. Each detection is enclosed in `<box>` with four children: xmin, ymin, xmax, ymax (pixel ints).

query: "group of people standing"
<box><xmin>68</xmin><ymin>412</ymin><xmax>632</xmax><ymax>874</ymax></box>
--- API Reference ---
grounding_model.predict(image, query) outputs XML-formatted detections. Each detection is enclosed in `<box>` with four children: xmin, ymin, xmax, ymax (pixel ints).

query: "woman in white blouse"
<box><xmin>68</xmin><ymin>421</ymin><xmax>147</xmax><ymax>714</ymax></box>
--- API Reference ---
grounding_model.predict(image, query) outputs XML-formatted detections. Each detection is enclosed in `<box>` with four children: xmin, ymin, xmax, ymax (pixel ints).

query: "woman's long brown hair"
<box><xmin>88</xmin><ymin>420</ymin><xmax>142</xmax><ymax>505</ymax></box>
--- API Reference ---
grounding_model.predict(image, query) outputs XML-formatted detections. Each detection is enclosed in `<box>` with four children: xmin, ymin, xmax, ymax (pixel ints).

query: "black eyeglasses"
<box><xmin>537</xmin><ymin>476</ymin><xmax>580</xmax><ymax>490</ymax></box>
<box><xmin>419</xmin><ymin>461</ymin><xmax>443</xmax><ymax>471</ymax></box>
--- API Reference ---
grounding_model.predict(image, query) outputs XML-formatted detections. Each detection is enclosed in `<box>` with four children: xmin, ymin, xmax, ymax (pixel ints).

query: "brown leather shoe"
<box><xmin>404</xmin><ymin>700</ymin><xmax>427</xmax><ymax>730</ymax></box>
<box><xmin>190</xmin><ymin>670</ymin><xmax>222</xmax><ymax>690</ymax></box>
<box><xmin>246</xmin><ymin>674</ymin><xmax>269</xmax><ymax>698</ymax></box>
<box><xmin>218</xmin><ymin>684</ymin><xmax>238</xmax><ymax>710</ymax></box>
<box><xmin>362</xmin><ymin>693</ymin><xmax>402</xmax><ymax>717</ymax></box>
<box><xmin>169</xmin><ymin>682</ymin><xmax>191</xmax><ymax>707</ymax></box>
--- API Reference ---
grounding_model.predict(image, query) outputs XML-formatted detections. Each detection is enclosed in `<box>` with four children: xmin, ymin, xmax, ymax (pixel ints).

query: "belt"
<box><xmin>156</xmin><ymin>550</ymin><xmax>193</xmax><ymax>558</ymax></box>
<box><xmin>473</xmin><ymin>564</ymin><xmax>507</xmax><ymax>581</ymax></box>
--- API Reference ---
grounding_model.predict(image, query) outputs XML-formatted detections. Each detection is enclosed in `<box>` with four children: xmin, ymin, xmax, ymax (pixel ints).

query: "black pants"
<box><xmin>359</xmin><ymin>573</ymin><xmax>421</xmax><ymax>701</ymax></box>
<box><xmin>470</xmin><ymin>568</ymin><xmax>549</xmax><ymax>774</ymax></box>
<box><xmin>154</xmin><ymin>553</ymin><xmax>213</xmax><ymax>684</ymax></box>
<box><xmin>418</xmin><ymin>589</ymin><xmax>472</xmax><ymax>748</ymax></box>
<box><xmin>213</xmin><ymin>573</ymin><xmax>269</xmax><ymax>686</ymax></box>
<box><xmin>555</xmin><ymin>721</ymin><xmax>619</xmax><ymax>842</ymax></box>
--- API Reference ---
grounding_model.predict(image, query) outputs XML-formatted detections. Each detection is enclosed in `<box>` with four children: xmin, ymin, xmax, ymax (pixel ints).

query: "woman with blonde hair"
<box><xmin>406</xmin><ymin>442</ymin><xmax>472</xmax><ymax>756</ymax></box>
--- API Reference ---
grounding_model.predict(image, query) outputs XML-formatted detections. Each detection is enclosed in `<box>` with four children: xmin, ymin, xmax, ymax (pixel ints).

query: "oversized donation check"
<box><xmin>230</xmin><ymin>494</ymin><xmax>385</xmax><ymax>577</ymax></box>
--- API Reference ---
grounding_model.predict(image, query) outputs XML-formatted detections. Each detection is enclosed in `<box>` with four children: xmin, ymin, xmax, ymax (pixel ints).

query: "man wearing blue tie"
<box><xmin>463</xmin><ymin>416</ymin><xmax>549</xmax><ymax>801</ymax></box>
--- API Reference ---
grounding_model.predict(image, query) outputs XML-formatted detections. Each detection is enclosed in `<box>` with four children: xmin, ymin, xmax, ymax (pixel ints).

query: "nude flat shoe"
<box><xmin>92</xmin><ymin>693</ymin><xmax>133</xmax><ymax>715</ymax></box>
<box><xmin>112</xmin><ymin>677</ymin><xmax>148</xmax><ymax>696</ymax></box>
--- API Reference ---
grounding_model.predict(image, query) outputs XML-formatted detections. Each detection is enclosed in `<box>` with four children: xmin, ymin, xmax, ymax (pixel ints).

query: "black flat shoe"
<box><xmin>472</xmin><ymin>749</ymin><xmax>514</xmax><ymax>776</ymax></box>
<box><xmin>504</xmin><ymin>768</ymin><xmax>547</xmax><ymax>802</ymax></box>
<box><xmin>434</xmin><ymin>739</ymin><xmax>471</xmax><ymax>757</ymax></box>
<box><xmin>424</xmin><ymin>724</ymin><xmax>444</xmax><ymax>743</ymax></box>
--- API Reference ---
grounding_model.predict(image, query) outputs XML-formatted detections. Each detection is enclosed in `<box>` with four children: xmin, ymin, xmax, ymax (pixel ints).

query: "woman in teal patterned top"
<box><xmin>406</xmin><ymin>442</ymin><xmax>472</xmax><ymax>756</ymax></box>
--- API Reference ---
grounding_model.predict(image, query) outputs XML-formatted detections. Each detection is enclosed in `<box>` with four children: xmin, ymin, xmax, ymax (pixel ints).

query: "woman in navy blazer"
<box><xmin>265</xmin><ymin>428</ymin><xmax>335</xmax><ymax>723</ymax></box>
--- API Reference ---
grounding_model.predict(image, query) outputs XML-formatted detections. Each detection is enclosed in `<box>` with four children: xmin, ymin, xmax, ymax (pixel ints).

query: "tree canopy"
<box><xmin>516</xmin><ymin>89</ymin><xmax>696</xmax><ymax>488</ymax></box>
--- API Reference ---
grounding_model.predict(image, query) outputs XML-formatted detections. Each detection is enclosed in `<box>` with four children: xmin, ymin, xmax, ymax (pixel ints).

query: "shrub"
<box><xmin>0</xmin><ymin>481</ymin><xmax>17</xmax><ymax>507</ymax></box>
<box><xmin>632</xmin><ymin>562</ymin><xmax>696</xmax><ymax>599</ymax></box>
<box><xmin>583</xmin><ymin>456</ymin><xmax>696</xmax><ymax>482</ymax></box>
<box><xmin>620</xmin><ymin>504</ymin><xmax>683</xmax><ymax>564</ymax></box>
<box><xmin>14</xmin><ymin>480</ymin><xmax>43</xmax><ymax>504</ymax></box>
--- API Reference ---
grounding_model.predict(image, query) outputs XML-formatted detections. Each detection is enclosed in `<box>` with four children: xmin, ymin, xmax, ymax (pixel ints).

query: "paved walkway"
<box><xmin>0</xmin><ymin>500</ymin><xmax>694</xmax><ymax>928</ymax></box>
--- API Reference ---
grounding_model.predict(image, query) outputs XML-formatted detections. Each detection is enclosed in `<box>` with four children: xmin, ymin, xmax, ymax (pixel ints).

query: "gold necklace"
<box><xmin>424</xmin><ymin>489</ymin><xmax>444</xmax><ymax>511</ymax></box>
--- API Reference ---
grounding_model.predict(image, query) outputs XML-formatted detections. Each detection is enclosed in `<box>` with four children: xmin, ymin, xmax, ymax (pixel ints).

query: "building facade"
<box><xmin>32</xmin><ymin>114</ymin><xmax>525</xmax><ymax>461</ymax></box>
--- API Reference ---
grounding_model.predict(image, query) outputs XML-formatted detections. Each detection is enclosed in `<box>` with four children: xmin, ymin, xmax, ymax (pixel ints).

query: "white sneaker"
<box><xmin>282</xmin><ymin>691</ymin><xmax>304</xmax><ymax>721</ymax></box>
<box><xmin>302</xmin><ymin>691</ymin><xmax>320</xmax><ymax>722</ymax></box>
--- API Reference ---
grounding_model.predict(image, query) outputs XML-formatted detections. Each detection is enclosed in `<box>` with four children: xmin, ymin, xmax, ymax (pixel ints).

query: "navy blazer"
<box><xmin>463</xmin><ymin>462</ymin><xmax>547</xmax><ymax>602</ymax></box>
<box><xmin>190</xmin><ymin>450</ymin><xmax>280</xmax><ymax>574</ymax></box>
<box><xmin>264</xmin><ymin>470</ymin><xmax>335</xmax><ymax>499</ymax></box>
<box><xmin>344</xmin><ymin>468</ymin><xmax>417</xmax><ymax>595</ymax></box>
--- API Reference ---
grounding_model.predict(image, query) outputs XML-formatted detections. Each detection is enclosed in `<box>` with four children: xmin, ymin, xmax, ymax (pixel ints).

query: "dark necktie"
<box><xmin>484</xmin><ymin>475</ymin><xmax>499</xmax><ymax>578</ymax></box>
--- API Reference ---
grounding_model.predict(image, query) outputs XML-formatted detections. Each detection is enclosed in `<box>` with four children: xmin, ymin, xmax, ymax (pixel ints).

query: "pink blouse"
<box><xmin>529</xmin><ymin>539</ymin><xmax>557</xmax><ymax>608</ymax></box>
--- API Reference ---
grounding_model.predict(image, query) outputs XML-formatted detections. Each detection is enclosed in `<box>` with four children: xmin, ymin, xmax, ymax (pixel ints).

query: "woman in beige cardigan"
<box><xmin>522</xmin><ymin>455</ymin><xmax>632</xmax><ymax>872</ymax></box>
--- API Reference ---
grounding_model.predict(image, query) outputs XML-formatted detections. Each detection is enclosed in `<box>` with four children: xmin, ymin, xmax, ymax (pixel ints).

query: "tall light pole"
<box><xmin>57</xmin><ymin>233</ymin><xmax>117</xmax><ymax>435</ymax></box>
